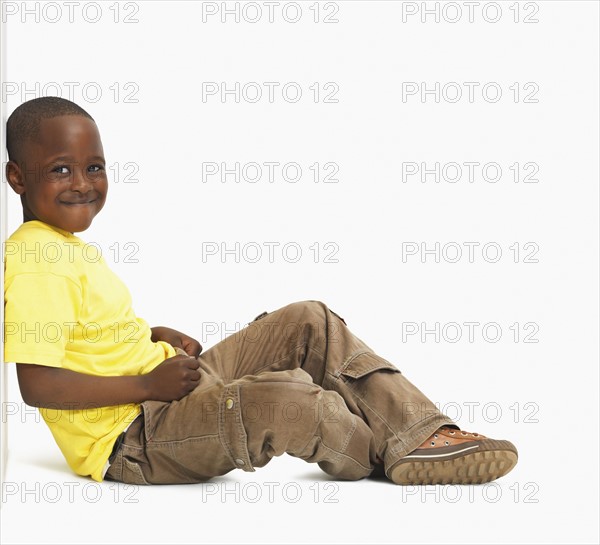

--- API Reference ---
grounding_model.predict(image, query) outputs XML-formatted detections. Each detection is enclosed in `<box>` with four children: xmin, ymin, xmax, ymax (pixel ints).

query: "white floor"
<box><xmin>1</xmin><ymin>367</ymin><xmax>597</xmax><ymax>545</ymax></box>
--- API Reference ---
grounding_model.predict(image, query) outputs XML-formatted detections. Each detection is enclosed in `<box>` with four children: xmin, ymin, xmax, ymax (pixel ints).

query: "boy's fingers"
<box><xmin>187</xmin><ymin>341</ymin><xmax>202</xmax><ymax>357</ymax></box>
<box><xmin>186</xmin><ymin>357</ymin><xmax>200</xmax><ymax>369</ymax></box>
<box><xmin>170</xmin><ymin>354</ymin><xmax>191</xmax><ymax>361</ymax></box>
<box><xmin>171</xmin><ymin>354</ymin><xmax>195</xmax><ymax>362</ymax></box>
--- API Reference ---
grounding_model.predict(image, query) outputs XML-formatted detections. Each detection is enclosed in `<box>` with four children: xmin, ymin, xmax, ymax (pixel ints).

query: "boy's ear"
<box><xmin>5</xmin><ymin>160</ymin><xmax>26</xmax><ymax>195</ymax></box>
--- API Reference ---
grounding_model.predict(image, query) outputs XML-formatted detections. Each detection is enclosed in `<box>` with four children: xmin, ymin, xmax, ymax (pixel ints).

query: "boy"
<box><xmin>3</xmin><ymin>96</ymin><xmax>517</xmax><ymax>485</ymax></box>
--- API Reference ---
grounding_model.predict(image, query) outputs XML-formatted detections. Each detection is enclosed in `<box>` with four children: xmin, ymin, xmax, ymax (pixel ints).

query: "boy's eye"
<box><xmin>49</xmin><ymin>164</ymin><xmax>104</xmax><ymax>175</ymax></box>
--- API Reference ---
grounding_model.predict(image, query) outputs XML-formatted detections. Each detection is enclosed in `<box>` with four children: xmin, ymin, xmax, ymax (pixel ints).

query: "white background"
<box><xmin>1</xmin><ymin>1</ymin><xmax>598</xmax><ymax>543</ymax></box>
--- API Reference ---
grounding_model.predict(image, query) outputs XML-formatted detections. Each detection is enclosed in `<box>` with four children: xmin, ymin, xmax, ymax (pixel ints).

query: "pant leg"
<box><xmin>199</xmin><ymin>300</ymin><xmax>456</xmax><ymax>470</ymax></box>
<box><xmin>105</xmin><ymin>367</ymin><xmax>376</xmax><ymax>484</ymax></box>
<box><xmin>106</xmin><ymin>300</ymin><xmax>454</xmax><ymax>484</ymax></box>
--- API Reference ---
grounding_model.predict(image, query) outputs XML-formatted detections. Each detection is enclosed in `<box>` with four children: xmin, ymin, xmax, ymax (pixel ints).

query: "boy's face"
<box><xmin>6</xmin><ymin>115</ymin><xmax>108</xmax><ymax>233</ymax></box>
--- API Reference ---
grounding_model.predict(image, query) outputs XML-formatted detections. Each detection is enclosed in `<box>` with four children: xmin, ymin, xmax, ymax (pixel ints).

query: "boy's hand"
<box><xmin>143</xmin><ymin>355</ymin><xmax>201</xmax><ymax>401</ymax></box>
<box><xmin>151</xmin><ymin>326</ymin><xmax>202</xmax><ymax>358</ymax></box>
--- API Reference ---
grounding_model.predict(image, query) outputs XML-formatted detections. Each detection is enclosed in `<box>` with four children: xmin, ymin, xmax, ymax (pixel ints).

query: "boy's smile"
<box><xmin>6</xmin><ymin>115</ymin><xmax>108</xmax><ymax>233</ymax></box>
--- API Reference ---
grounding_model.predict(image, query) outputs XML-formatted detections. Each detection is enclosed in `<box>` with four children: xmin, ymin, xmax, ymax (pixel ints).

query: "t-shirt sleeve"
<box><xmin>4</xmin><ymin>272</ymin><xmax>82</xmax><ymax>367</ymax></box>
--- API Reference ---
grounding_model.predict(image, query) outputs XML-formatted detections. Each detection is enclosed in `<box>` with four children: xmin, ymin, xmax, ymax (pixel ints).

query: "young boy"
<box><xmin>3</xmin><ymin>96</ymin><xmax>517</xmax><ymax>486</ymax></box>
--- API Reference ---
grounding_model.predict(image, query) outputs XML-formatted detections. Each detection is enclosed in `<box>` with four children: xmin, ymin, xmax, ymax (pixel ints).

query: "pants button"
<box><xmin>225</xmin><ymin>398</ymin><xmax>235</xmax><ymax>409</ymax></box>
<box><xmin>235</xmin><ymin>458</ymin><xmax>245</xmax><ymax>466</ymax></box>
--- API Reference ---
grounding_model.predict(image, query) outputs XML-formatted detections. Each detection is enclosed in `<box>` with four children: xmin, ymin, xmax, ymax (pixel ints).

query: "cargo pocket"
<box><xmin>121</xmin><ymin>456</ymin><xmax>150</xmax><ymax>486</ymax></box>
<box><xmin>337</xmin><ymin>350</ymin><xmax>401</xmax><ymax>380</ymax></box>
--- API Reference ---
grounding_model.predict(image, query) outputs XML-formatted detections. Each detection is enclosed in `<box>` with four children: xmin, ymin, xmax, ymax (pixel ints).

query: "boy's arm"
<box><xmin>151</xmin><ymin>326</ymin><xmax>202</xmax><ymax>358</ymax></box>
<box><xmin>16</xmin><ymin>355</ymin><xmax>201</xmax><ymax>409</ymax></box>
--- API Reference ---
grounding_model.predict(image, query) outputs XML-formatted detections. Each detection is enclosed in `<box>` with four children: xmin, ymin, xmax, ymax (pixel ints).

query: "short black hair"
<box><xmin>6</xmin><ymin>96</ymin><xmax>95</xmax><ymax>164</ymax></box>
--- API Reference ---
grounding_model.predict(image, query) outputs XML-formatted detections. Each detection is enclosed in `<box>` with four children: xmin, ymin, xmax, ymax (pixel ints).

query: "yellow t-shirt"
<box><xmin>3</xmin><ymin>220</ymin><xmax>176</xmax><ymax>481</ymax></box>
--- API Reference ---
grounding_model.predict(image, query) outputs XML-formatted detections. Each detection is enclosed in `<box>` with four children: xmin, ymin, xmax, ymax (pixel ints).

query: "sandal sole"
<box><xmin>388</xmin><ymin>439</ymin><xmax>518</xmax><ymax>485</ymax></box>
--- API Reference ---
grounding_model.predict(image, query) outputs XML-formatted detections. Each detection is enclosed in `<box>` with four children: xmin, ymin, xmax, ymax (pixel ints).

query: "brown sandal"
<box><xmin>388</xmin><ymin>427</ymin><xmax>518</xmax><ymax>485</ymax></box>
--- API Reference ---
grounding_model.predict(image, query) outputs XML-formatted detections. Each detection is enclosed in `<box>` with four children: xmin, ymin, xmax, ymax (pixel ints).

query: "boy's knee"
<box><xmin>237</xmin><ymin>371</ymin><xmax>325</xmax><ymax>427</ymax></box>
<box><xmin>281</xmin><ymin>299</ymin><xmax>328</xmax><ymax>324</ymax></box>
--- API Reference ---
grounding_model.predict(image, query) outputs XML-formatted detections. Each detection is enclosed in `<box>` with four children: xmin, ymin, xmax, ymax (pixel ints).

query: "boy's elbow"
<box><xmin>16</xmin><ymin>380</ymin><xmax>37</xmax><ymax>407</ymax></box>
<box><xmin>15</xmin><ymin>363</ymin><xmax>50</xmax><ymax>407</ymax></box>
<box><xmin>19</xmin><ymin>391</ymin><xmax>35</xmax><ymax>407</ymax></box>
<box><xmin>18</xmin><ymin>385</ymin><xmax>39</xmax><ymax>407</ymax></box>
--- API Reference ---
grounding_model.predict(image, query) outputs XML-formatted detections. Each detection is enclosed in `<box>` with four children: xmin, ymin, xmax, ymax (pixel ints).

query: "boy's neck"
<box><xmin>23</xmin><ymin>218</ymin><xmax>76</xmax><ymax>238</ymax></box>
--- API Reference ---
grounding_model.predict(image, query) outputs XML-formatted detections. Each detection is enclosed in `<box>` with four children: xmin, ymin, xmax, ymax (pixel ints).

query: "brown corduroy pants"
<box><xmin>105</xmin><ymin>300</ymin><xmax>455</xmax><ymax>484</ymax></box>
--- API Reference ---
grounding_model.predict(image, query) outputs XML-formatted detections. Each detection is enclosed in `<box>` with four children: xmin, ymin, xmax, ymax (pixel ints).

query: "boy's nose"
<box><xmin>70</xmin><ymin>168</ymin><xmax>93</xmax><ymax>191</ymax></box>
